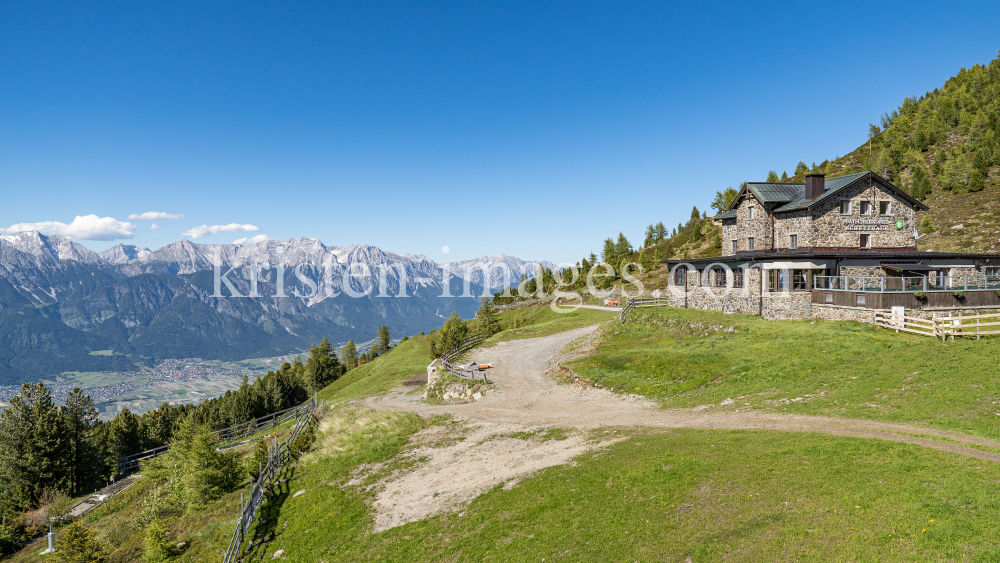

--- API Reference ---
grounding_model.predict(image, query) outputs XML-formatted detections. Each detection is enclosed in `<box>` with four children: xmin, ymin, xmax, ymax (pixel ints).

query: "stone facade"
<box><xmin>722</xmin><ymin>194</ymin><xmax>773</xmax><ymax>253</ymax></box>
<box><xmin>721</xmin><ymin>174</ymin><xmax>919</xmax><ymax>256</ymax></box>
<box><xmin>807</xmin><ymin>178</ymin><xmax>916</xmax><ymax>249</ymax></box>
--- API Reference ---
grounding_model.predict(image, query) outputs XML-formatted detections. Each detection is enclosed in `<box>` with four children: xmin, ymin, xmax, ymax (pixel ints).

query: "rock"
<box><xmin>176</xmin><ymin>542</ymin><xmax>188</xmax><ymax>550</ymax></box>
<box><xmin>273</xmin><ymin>548</ymin><xmax>286</xmax><ymax>558</ymax></box>
<box><xmin>473</xmin><ymin>392</ymin><xmax>482</xmax><ymax>401</ymax></box>
<box><xmin>720</xmin><ymin>398</ymin><xmax>734</xmax><ymax>406</ymax></box>
<box><xmin>292</xmin><ymin>489</ymin><xmax>306</xmax><ymax>498</ymax></box>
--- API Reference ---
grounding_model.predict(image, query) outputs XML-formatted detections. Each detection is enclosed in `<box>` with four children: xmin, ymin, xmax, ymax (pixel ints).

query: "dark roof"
<box><xmin>715</xmin><ymin>209</ymin><xmax>737</xmax><ymax>220</ymax></box>
<box><xmin>726</xmin><ymin>172</ymin><xmax>929</xmax><ymax>214</ymax></box>
<box><xmin>743</xmin><ymin>182</ymin><xmax>803</xmax><ymax>204</ymax></box>
<box><xmin>665</xmin><ymin>249</ymin><xmax>1000</xmax><ymax>265</ymax></box>
<box><xmin>881</xmin><ymin>263</ymin><xmax>938</xmax><ymax>272</ymax></box>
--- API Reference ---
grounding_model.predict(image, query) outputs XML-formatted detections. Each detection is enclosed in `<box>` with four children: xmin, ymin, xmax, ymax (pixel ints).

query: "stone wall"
<box><xmin>731</xmin><ymin>194</ymin><xmax>772</xmax><ymax>252</ymax></box>
<box><xmin>806</xmin><ymin>178</ymin><xmax>916</xmax><ymax>248</ymax></box>
<box><xmin>761</xmin><ymin>291</ymin><xmax>813</xmax><ymax>320</ymax></box>
<box><xmin>772</xmin><ymin>209</ymin><xmax>812</xmax><ymax>249</ymax></box>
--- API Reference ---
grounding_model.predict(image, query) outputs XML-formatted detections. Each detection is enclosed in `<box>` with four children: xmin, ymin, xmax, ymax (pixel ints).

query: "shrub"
<box><xmin>53</xmin><ymin>520</ymin><xmax>107</xmax><ymax>563</ymax></box>
<box><xmin>142</xmin><ymin>519</ymin><xmax>171</xmax><ymax>563</ymax></box>
<box><xmin>914</xmin><ymin>291</ymin><xmax>927</xmax><ymax>300</ymax></box>
<box><xmin>953</xmin><ymin>291</ymin><xmax>966</xmax><ymax>300</ymax></box>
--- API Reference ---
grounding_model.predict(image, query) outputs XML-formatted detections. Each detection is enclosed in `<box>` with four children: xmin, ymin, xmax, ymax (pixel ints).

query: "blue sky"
<box><xmin>1</xmin><ymin>1</ymin><xmax>998</xmax><ymax>264</ymax></box>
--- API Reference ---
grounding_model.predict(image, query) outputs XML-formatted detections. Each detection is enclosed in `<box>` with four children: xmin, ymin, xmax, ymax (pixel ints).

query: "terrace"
<box><xmin>812</xmin><ymin>274</ymin><xmax>1000</xmax><ymax>309</ymax></box>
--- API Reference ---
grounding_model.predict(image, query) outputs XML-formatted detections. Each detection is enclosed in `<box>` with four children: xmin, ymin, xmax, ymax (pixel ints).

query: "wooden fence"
<box><xmin>222</xmin><ymin>398</ymin><xmax>316</xmax><ymax>563</ymax></box>
<box><xmin>620</xmin><ymin>296</ymin><xmax>670</xmax><ymax>324</ymax></box>
<box><xmin>873</xmin><ymin>311</ymin><xmax>1000</xmax><ymax>341</ymax></box>
<box><xmin>441</xmin><ymin>332</ymin><xmax>489</xmax><ymax>382</ymax></box>
<box><xmin>117</xmin><ymin>398</ymin><xmax>317</xmax><ymax>476</ymax></box>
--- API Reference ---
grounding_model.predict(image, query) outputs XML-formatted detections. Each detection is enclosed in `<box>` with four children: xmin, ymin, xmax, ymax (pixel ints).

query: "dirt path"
<box><xmin>360</xmin><ymin>324</ymin><xmax>1000</xmax><ymax>531</ymax></box>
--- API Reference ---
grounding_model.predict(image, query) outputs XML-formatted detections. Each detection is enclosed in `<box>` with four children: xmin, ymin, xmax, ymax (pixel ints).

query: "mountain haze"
<box><xmin>0</xmin><ymin>233</ymin><xmax>551</xmax><ymax>384</ymax></box>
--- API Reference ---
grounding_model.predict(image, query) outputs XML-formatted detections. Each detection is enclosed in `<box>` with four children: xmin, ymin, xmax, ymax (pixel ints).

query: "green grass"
<box><xmin>568</xmin><ymin>306</ymin><xmax>1000</xmax><ymax>438</ymax></box>
<box><xmin>243</xmin><ymin>424</ymin><xmax>1000</xmax><ymax>562</ymax></box>
<box><xmin>483</xmin><ymin>306</ymin><xmax>615</xmax><ymax>344</ymax></box>
<box><xmin>317</xmin><ymin>336</ymin><xmax>434</xmax><ymax>404</ymax></box>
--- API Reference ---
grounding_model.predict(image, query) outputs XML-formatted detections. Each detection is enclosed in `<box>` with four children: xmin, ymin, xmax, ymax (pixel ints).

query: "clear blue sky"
<box><xmin>1</xmin><ymin>1</ymin><xmax>998</xmax><ymax>264</ymax></box>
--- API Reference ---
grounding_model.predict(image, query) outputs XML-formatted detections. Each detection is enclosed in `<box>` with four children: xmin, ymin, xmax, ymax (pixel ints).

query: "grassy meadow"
<box><xmin>569</xmin><ymin>306</ymin><xmax>1000</xmax><ymax>438</ymax></box>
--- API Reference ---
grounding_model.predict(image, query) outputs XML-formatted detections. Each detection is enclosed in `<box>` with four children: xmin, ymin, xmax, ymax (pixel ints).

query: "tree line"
<box><xmin>0</xmin><ymin>327</ymin><xmax>401</xmax><ymax>554</ymax></box>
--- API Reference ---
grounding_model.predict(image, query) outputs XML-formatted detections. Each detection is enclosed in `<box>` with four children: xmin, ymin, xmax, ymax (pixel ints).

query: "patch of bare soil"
<box><xmin>360</xmin><ymin>324</ymin><xmax>1000</xmax><ymax>531</ymax></box>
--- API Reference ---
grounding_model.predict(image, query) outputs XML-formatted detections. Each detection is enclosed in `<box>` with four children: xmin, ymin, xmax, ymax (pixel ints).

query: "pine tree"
<box><xmin>910</xmin><ymin>164</ymin><xmax>933</xmax><ymax>199</ymax></box>
<box><xmin>600</xmin><ymin>237</ymin><xmax>616</xmax><ymax>264</ymax></box>
<box><xmin>62</xmin><ymin>388</ymin><xmax>100</xmax><ymax>495</ymax></box>
<box><xmin>142</xmin><ymin>519</ymin><xmax>171</xmax><ymax>563</ymax></box>
<box><xmin>690</xmin><ymin>206</ymin><xmax>700</xmax><ymax>220</ymax></box>
<box><xmin>780</xmin><ymin>171</ymin><xmax>788</xmax><ymax>181</ymax></box>
<box><xmin>304</xmin><ymin>337</ymin><xmax>343</xmax><ymax>393</ymax></box>
<box><xmin>0</xmin><ymin>383</ymin><xmax>68</xmax><ymax>511</ymax></box>
<box><xmin>795</xmin><ymin>161</ymin><xmax>809</xmax><ymax>176</ymax></box>
<box><xmin>643</xmin><ymin>224</ymin><xmax>656</xmax><ymax>248</ymax></box>
<box><xmin>373</xmin><ymin>325</ymin><xmax>392</xmax><ymax>355</ymax></box>
<box><xmin>53</xmin><ymin>520</ymin><xmax>107</xmax><ymax>563</ymax></box>
<box><xmin>476</xmin><ymin>296</ymin><xmax>500</xmax><ymax>337</ymax></box>
<box><xmin>341</xmin><ymin>340</ymin><xmax>358</xmax><ymax>370</ymax></box>
<box><xmin>766</xmin><ymin>170</ymin><xmax>779</xmax><ymax>182</ymax></box>
<box><xmin>614</xmin><ymin>233</ymin><xmax>633</xmax><ymax>260</ymax></box>
<box><xmin>654</xmin><ymin>222</ymin><xmax>667</xmax><ymax>242</ymax></box>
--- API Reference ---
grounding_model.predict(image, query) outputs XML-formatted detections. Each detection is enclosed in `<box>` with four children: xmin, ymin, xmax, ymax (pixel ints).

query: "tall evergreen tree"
<box><xmin>0</xmin><ymin>383</ymin><xmax>68</xmax><ymax>511</ymax></box>
<box><xmin>600</xmin><ymin>237</ymin><xmax>616</xmax><ymax>264</ymax></box>
<box><xmin>476</xmin><ymin>296</ymin><xmax>500</xmax><ymax>337</ymax></box>
<box><xmin>373</xmin><ymin>324</ymin><xmax>392</xmax><ymax>355</ymax></box>
<box><xmin>766</xmin><ymin>170</ymin><xmax>780</xmax><ymax>182</ymax></box>
<box><xmin>62</xmin><ymin>388</ymin><xmax>100</xmax><ymax>495</ymax></box>
<box><xmin>690</xmin><ymin>206</ymin><xmax>700</xmax><ymax>220</ymax></box>
<box><xmin>654</xmin><ymin>222</ymin><xmax>667</xmax><ymax>242</ymax></box>
<box><xmin>794</xmin><ymin>161</ymin><xmax>809</xmax><ymax>176</ymax></box>
<box><xmin>341</xmin><ymin>340</ymin><xmax>358</xmax><ymax>370</ymax></box>
<box><xmin>303</xmin><ymin>337</ymin><xmax>343</xmax><ymax>392</ymax></box>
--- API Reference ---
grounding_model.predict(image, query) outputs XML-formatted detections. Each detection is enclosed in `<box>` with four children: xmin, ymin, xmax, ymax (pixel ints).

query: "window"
<box><xmin>732</xmin><ymin>240</ymin><xmax>738</xmax><ymax>253</ymax></box>
<box><xmin>792</xmin><ymin>269</ymin><xmax>807</xmax><ymax>291</ymax></box>
<box><xmin>713</xmin><ymin>268</ymin><xmax>727</xmax><ymax>287</ymax></box>
<box><xmin>839</xmin><ymin>200</ymin><xmax>850</xmax><ymax>215</ymax></box>
<box><xmin>767</xmin><ymin>269</ymin><xmax>789</xmax><ymax>292</ymax></box>
<box><xmin>673</xmin><ymin>268</ymin><xmax>686</xmax><ymax>286</ymax></box>
<box><xmin>879</xmin><ymin>201</ymin><xmax>891</xmax><ymax>215</ymax></box>
<box><xmin>825</xmin><ymin>291</ymin><xmax>833</xmax><ymax>304</ymax></box>
<box><xmin>859</xmin><ymin>234</ymin><xmax>871</xmax><ymax>248</ymax></box>
<box><xmin>733</xmin><ymin>268</ymin><xmax>744</xmax><ymax>288</ymax></box>
<box><xmin>748</xmin><ymin>206</ymin><xmax>755</xmax><ymax>220</ymax></box>
<box><xmin>748</xmin><ymin>237</ymin><xmax>755</xmax><ymax>251</ymax></box>
<box><xmin>789</xmin><ymin>234</ymin><xmax>798</xmax><ymax>249</ymax></box>
<box><xmin>859</xmin><ymin>201</ymin><xmax>871</xmax><ymax>215</ymax></box>
<box><xmin>985</xmin><ymin>267</ymin><xmax>999</xmax><ymax>276</ymax></box>
<box><xmin>856</xmin><ymin>293</ymin><xmax>866</xmax><ymax>307</ymax></box>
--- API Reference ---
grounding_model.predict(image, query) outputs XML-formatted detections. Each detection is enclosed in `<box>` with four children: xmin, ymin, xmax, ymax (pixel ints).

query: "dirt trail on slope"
<box><xmin>360</xmin><ymin>324</ymin><xmax>1000</xmax><ymax>531</ymax></box>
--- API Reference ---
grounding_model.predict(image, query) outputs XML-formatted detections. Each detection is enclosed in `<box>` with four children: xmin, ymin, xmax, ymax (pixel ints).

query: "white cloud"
<box><xmin>150</xmin><ymin>223</ymin><xmax>160</xmax><ymax>230</ymax></box>
<box><xmin>127</xmin><ymin>211</ymin><xmax>186</xmax><ymax>220</ymax></box>
<box><xmin>1</xmin><ymin>215</ymin><xmax>136</xmax><ymax>241</ymax></box>
<box><xmin>181</xmin><ymin>223</ymin><xmax>260</xmax><ymax>239</ymax></box>
<box><xmin>232</xmin><ymin>234</ymin><xmax>269</xmax><ymax>246</ymax></box>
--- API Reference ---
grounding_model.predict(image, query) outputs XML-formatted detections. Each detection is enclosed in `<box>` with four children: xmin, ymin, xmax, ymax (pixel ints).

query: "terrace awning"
<box><xmin>881</xmin><ymin>263</ymin><xmax>937</xmax><ymax>274</ymax></box>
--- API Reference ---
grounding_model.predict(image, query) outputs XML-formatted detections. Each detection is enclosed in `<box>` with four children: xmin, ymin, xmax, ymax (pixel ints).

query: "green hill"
<box><xmin>640</xmin><ymin>51</ymin><xmax>1000</xmax><ymax>262</ymax></box>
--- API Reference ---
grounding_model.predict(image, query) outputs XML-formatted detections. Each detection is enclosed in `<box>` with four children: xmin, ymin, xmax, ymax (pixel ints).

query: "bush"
<box><xmin>146</xmin><ymin>418</ymin><xmax>242</xmax><ymax>511</ymax></box>
<box><xmin>53</xmin><ymin>521</ymin><xmax>107</xmax><ymax>563</ymax></box>
<box><xmin>142</xmin><ymin>519</ymin><xmax>171</xmax><ymax>563</ymax></box>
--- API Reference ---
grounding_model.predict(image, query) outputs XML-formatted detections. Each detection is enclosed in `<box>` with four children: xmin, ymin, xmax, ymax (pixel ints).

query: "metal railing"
<box><xmin>222</xmin><ymin>397</ymin><xmax>317</xmax><ymax>563</ymax></box>
<box><xmin>814</xmin><ymin>275</ymin><xmax>1000</xmax><ymax>292</ymax></box>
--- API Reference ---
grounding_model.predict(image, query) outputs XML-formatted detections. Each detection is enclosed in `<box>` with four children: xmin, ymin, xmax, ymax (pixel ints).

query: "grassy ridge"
<box><xmin>568</xmin><ymin>307</ymin><xmax>1000</xmax><ymax>438</ymax></box>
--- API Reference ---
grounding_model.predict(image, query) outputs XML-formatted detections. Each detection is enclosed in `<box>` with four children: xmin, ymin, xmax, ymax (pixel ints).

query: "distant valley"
<box><xmin>0</xmin><ymin>232</ymin><xmax>553</xmax><ymax>384</ymax></box>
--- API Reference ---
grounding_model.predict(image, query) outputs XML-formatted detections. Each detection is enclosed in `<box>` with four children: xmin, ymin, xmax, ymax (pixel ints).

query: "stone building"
<box><xmin>665</xmin><ymin>172</ymin><xmax>1000</xmax><ymax>321</ymax></box>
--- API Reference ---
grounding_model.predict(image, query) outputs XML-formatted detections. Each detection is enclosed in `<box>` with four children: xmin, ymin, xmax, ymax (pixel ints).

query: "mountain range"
<box><xmin>0</xmin><ymin>232</ymin><xmax>552</xmax><ymax>384</ymax></box>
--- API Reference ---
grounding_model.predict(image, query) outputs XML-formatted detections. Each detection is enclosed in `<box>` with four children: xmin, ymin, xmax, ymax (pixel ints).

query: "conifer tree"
<box><xmin>341</xmin><ymin>340</ymin><xmax>358</xmax><ymax>370</ymax></box>
<box><xmin>690</xmin><ymin>206</ymin><xmax>700</xmax><ymax>220</ymax></box>
<box><xmin>142</xmin><ymin>519</ymin><xmax>171</xmax><ymax>563</ymax></box>
<box><xmin>795</xmin><ymin>161</ymin><xmax>809</xmax><ymax>176</ymax></box>
<box><xmin>373</xmin><ymin>324</ymin><xmax>392</xmax><ymax>355</ymax></box>
<box><xmin>476</xmin><ymin>296</ymin><xmax>500</xmax><ymax>337</ymax></box>
<box><xmin>0</xmin><ymin>383</ymin><xmax>68</xmax><ymax>511</ymax></box>
<box><xmin>654</xmin><ymin>222</ymin><xmax>667</xmax><ymax>242</ymax></box>
<box><xmin>766</xmin><ymin>170</ymin><xmax>779</xmax><ymax>182</ymax></box>
<box><xmin>62</xmin><ymin>388</ymin><xmax>100</xmax><ymax>495</ymax></box>
<box><xmin>304</xmin><ymin>338</ymin><xmax>343</xmax><ymax>393</ymax></box>
<box><xmin>54</xmin><ymin>520</ymin><xmax>107</xmax><ymax>563</ymax></box>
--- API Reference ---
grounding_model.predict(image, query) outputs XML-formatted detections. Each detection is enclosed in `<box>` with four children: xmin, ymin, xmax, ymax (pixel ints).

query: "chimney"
<box><xmin>805</xmin><ymin>174</ymin><xmax>825</xmax><ymax>200</ymax></box>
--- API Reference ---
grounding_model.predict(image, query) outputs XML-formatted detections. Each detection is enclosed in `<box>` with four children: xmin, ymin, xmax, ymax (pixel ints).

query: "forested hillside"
<box><xmin>641</xmin><ymin>51</ymin><xmax>1000</xmax><ymax>261</ymax></box>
